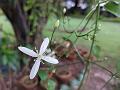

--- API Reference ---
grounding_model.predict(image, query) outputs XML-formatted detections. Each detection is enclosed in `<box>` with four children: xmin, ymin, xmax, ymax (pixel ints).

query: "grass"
<box><xmin>43</xmin><ymin>16</ymin><xmax>120</xmax><ymax>60</ymax></box>
<box><xmin>0</xmin><ymin>15</ymin><xmax>14</xmax><ymax>34</ymax></box>
<box><xmin>0</xmin><ymin>14</ymin><xmax>120</xmax><ymax>69</ymax></box>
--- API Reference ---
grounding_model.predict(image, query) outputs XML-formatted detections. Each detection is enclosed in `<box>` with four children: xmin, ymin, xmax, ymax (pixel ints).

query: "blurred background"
<box><xmin>0</xmin><ymin>0</ymin><xmax>120</xmax><ymax>90</ymax></box>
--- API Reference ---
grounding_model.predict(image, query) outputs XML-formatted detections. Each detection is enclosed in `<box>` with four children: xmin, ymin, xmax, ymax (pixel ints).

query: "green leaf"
<box><xmin>105</xmin><ymin>1</ymin><xmax>120</xmax><ymax>17</ymax></box>
<box><xmin>112</xmin><ymin>0</ymin><xmax>120</xmax><ymax>3</ymax></box>
<box><xmin>92</xmin><ymin>45</ymin><xmax>101</xmax><ymax>58</ymax></box>
<box><xmin>38</xmin><ymin>70</ymin><xmax>47</xmax><ymax>81</ymax></box>
<box><xmin>47</xmin><ymin>79</ymin><xmax>56</xmax><ymax>90</ymax></box>
<box><xmin>62</xmin><ymin>36</ymin><xmax>70</xmax><ymax>41</ymax></box>
<box><xmin>2</xmin><ymin>55</ymin><xmax>8</xmax><ymax>65</ymax></box>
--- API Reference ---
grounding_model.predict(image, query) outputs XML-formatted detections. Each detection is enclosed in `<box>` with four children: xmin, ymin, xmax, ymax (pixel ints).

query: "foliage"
<box><xmin>38</xmin><ymin>70</ymin><xmax>56</xmax><ymax>90</ymax></box>
<box><xmin>38</xmin><ymin>70</ymin><xmax>48</xmax><ymax>81</ymax></box>
<box><xmin>47</xmin><ymin>79</ymin><xmax>56</xmax><ymax>90</ymax></box>
<box><xmin>0</xmin><ymin>31</ymin><xmax>20</xmax><ymax>71</ymax></box>
<box><xmin>25</xmin><ymin>0</ymin><xmax>62</xmax><ymax>36</ymax></box>
<box><xmin>105</xmin><ymin>1</ymin><xmax>120</xmax><ymax>17</ymax></box>
<box><xmin>92</xmin><ymin>45</ymin><xmax>101</xmax><ymax>58</ymax></box>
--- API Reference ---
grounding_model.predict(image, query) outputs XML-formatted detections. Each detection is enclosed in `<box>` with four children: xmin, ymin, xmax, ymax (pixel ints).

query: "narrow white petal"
<box><xmin>18</xmin><ymin>46</ymin><xmax>37</xmax><ymax>57</ymax></box>
<box><xmin>42</xmin><ymin>56</ymin><xmax>59</xmax><ymax>64</ymax></box>
<box><xmin>39</xmin><ymin>38</ymin><xmax>49</xmax><ymax>54</ymax></box>
<box><xmin>29</xmin><ymin>59</ymin><xmax>41</xmax><ymax>79</ymax></box>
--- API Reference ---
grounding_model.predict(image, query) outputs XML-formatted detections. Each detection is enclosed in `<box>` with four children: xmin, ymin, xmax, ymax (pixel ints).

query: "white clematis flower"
<box><xmin>18</xmin><ymin>38</ymin><xmax>59</xmax><ymax>79</ymax></box>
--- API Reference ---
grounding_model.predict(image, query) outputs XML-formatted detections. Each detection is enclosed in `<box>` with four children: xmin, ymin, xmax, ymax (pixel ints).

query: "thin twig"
<box><xmin>49</xmin><ymin>27</ymin><xmax>57</xmax><ymax>46</ymax></box>
<box><xmin>77</xmin><ymin>3</ymin><xmax>100</xmax><ymax>90</ymax></box>
<box><xmin>100</xmin><ymin>72</ymin><xmax>118</xmax><ymax>90</ymax></box>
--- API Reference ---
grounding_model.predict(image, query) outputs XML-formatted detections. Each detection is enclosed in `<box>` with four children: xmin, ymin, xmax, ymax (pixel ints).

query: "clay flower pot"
<box><xmin>56</xmin><ymin>69</ymin><xmax>73</xmax><ymax>83</ymax></box>
<box><xmin>66</xmin><ymin>52</ymin><xmax>77</xmax><ymax>61</ymax></box>
<box><xmin>19</xmin><ymin>75</ymin><xmax>38</xmax><ymax>90</ymax></box>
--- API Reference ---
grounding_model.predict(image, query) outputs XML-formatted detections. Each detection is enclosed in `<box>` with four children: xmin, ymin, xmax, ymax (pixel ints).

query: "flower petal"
<box><xmin>29</xmin><ymin>59</ymin><xmax>41</xmax><ymax>79</ymax></box>
<box><xmin>42</xmin><ymin>56</ymin><xmax>59</xmax><ymax>64</ymax></box>
<box><xmin>18</xmin><ymin>46</ymin><xmax>37</xmax><ymax>57</ymax></box>
<box><xmin>39</xmin><ymin>38</ymin><xmax>49</xmax><ymax>54</ymax></box>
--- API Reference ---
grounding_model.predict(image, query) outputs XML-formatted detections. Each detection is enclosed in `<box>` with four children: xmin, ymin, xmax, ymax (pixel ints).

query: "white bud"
<box><xmin>52</xmin><ymin>69</ymin><xmax>56</xmax><ymax>73</ymax></box>
<box><xmin>63</xmin><ymin>8</ymin><xmax>66</xmax><ymax>14</ymax></box>
<box><xmin>54</xmin><ymin>20</ymin><xmax>60</xmax><ymax>28</ymax></box>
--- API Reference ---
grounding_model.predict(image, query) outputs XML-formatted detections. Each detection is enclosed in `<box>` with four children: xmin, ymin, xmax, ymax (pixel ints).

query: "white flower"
<box><xmin>18</xmin><ymin>38</ymin><xmax>59</xmax><ymax>79</ymax></box>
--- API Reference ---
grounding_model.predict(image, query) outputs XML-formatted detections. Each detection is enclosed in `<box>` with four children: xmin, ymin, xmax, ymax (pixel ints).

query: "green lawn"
<box><xmin>42</xmin><ymin>16</ymin><xmax>120</xmax><ymax>72</ymax></box>
<box><xmin>0</xmin><ymin>14</ymin><xmax>120</xmax><ymax>61</ymax></box>
<box><xmin>0</xmin><ymin>15</ymin><xmax>14</xmax><ymax>34</ymax></box>
<box><xmin>43</xmin><ymin>16</ymin><xmax>120</xmax><ymax>60</ymax></box>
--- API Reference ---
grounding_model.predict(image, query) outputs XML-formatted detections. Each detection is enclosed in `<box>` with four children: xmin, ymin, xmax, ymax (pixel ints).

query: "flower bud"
<box><xmin>63</xmin><ymin>8</ymin><xmax>66</xmax><ymax>14</ymax></box>
<box><xmin>54</xmin><ymin>20</ymin><xmax>60</xmax><ymax>28</ymax></box>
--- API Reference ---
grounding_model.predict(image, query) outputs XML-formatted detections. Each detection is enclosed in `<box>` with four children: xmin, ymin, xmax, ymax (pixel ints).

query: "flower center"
<box><xmin>37</xmin><ymin>54</ymin><xmax>42</xmax><ymax>59</ymax></box>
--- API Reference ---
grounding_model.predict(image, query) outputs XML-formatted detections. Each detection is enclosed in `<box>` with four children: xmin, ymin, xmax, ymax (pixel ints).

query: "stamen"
<box><xmin>36</xmin><ymin>50</ymin><xmax>38</xmax><ymax>53</ymax></box>
<box><xmin>35</xmin><ymin>47</ymin><xmax>39</xmax><ymax>53</ymax></box>
<box><xmin>41</xmin><ymin>61</ymin><xmax>44</xmax><ymax>64</ymax></box>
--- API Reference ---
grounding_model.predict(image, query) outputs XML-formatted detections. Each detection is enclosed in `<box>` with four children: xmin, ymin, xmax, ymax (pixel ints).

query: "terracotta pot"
<box><xmin>56</xmin><ymin>69</ymin><xmax>73</xmax><ymax>84</ymax></box>
<box><xmin>66</xmin><ymin>52</ymin><xmax>77</xmax><ymax>61</ymax></box>
<box><xmin>0</xmin><ymin>77</ymin><xmax>7</xmax><ymax>90</ymax></box>
<box><xmin>19</xmin><ymin>75</ymin><xmax>38</xmax><ymax>90</ymax></box>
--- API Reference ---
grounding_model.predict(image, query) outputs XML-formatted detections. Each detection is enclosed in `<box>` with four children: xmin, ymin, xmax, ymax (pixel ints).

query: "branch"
<box><xmin>0</xmin><ymin>0</ymin><xmax>29</xmax><ymax>44</ymax></box>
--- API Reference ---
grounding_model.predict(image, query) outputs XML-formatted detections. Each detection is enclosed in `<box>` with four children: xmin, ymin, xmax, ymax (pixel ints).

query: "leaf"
<box><xmin>112</xmin><ymin>0</ymin><xmax>120</xmax><ymax>3</ymax></box>
<box><xmin>47</xmin><ymin>79</ymin><xmax>56</xmax><ymax>90</ymax></box>
<box><xmin>62</xmin><ymin>36</ymin><xmax>70</xmax><ymax>41</ymax></box>
<box><xmin>105</xmin><ymin>1</ymin><xmax>120</xmax><ymax>17</ymax></box>
<box><xmin>38</xmin><ymin>70</ymin><xmax>47</xmax><ymax>81</ymax></box>
<box><xmin>2</xmin><ymin>55</ymin><xmax>8</xmax><ymax>65</ymax></box>
<box><xmin>92</xmin><ymin>45</ymin><xmax>101</xmax><ymax>58</ymax></box>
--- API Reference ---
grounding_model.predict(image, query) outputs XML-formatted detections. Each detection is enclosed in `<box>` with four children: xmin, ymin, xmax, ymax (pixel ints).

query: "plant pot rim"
<box><xmin>19</xmin><ymin>75</ymin><xmax>38</xmax><ymax>88</ymax></box>
<box><xmin>56</xmin><ymin>70</ymin><xmax>72</xmax><ymax>80</ymax></box>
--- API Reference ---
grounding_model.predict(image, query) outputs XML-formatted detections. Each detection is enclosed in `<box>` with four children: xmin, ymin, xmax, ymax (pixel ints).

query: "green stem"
<box><xmin>49</xmin><ymin>27</ymin><xmax>57</xmax><ymax>47</ymax></box>
<box><xmin>74</xmin><ymin>7</ymin><xmax>96</xmax><ymax>44</ymax></box>
<box><xmin>77</xmin><ymin>3</ymin><xmax>100</xmax><ymax>90</ymax></box>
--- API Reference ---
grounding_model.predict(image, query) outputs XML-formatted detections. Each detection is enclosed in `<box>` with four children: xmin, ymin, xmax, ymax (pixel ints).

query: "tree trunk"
<box><xmin>0</xmin><ymin>0</ymin><xmax>29</xmax><ymax>44</ymax></box>
<box><xmin>0</xmin><ymin>0</ymin><xmax>48</xmax><ymax>69</ymax></box>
